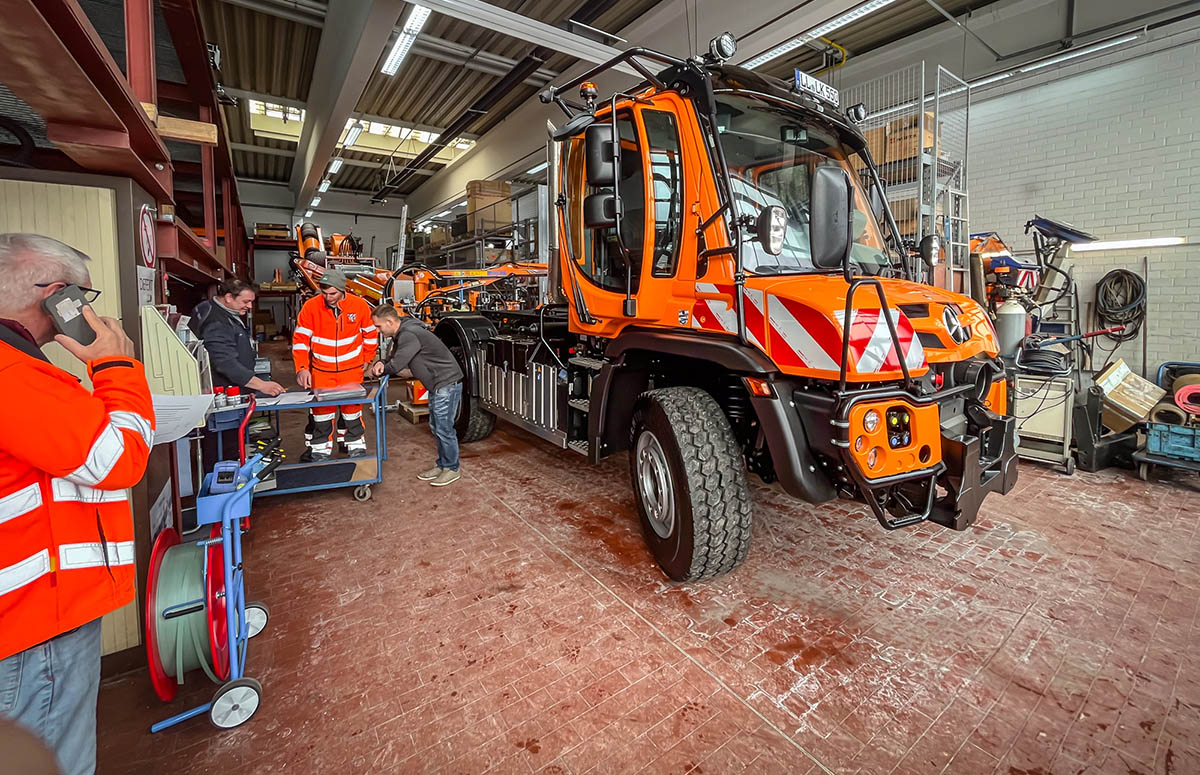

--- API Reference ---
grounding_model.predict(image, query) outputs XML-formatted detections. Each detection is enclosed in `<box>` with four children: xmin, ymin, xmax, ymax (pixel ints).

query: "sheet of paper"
<box><xmin>151</xmin><ymin>393</ymin><xmax>214</xmax><ymax>444</ymax></box>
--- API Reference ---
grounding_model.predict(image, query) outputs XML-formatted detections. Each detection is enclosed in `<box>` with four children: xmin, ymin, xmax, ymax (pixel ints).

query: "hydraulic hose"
<box><xmin>1094</xmin><ymin>269</ymin><xmax>1146</xmax><ymax>344</ymax></box>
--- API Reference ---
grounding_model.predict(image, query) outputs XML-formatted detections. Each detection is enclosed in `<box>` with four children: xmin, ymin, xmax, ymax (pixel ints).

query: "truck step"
<box><xmin>567</xmin><ymin>440</ymin><xmax>589</xmax><ymax>456</ymax></box>
<box><xmin>569</xmin><ymin>356</ymin><xmax>606</xmax><ymax>370</ymax></box>
<box><xmin>568</xmin><ymin>398</ymin><xmax>590</xmax><ymax>413</ymax></box>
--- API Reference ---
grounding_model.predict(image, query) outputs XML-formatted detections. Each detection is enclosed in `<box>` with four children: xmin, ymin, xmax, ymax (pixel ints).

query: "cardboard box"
<box><xmin>1095</xmin><ymin>359</ymin><xmax>1166</xmax><ymax>433</ymax></box>
<box><xmin>429</xmin><ymin>226</ymin><xmax>450</xmax><ymax>246</ymax></box>
<box><xmin>888</xmin><ymin>111</ymin><xmax>935</xmax><ymax>134</ymax></box>
<box><xmin>886</xmin><ymin>126</ymin><xmax>937</xmax><ymax>162</ymax></box>
<box><xmin>466</xmin><ymin>179</ymin><xmax>512</xmax><ymax>232</ymax></box>
<box><xmin>850</xmin><ymin>126</ymin><xmax>888</xmax><ymax>172</ymax></box>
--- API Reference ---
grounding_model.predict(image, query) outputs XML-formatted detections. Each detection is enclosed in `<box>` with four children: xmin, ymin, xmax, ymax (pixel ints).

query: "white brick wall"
<box><xmin>968</xmin><ymin>34</ymin><xmax>1200</xmax><ymax>373</ymax></box>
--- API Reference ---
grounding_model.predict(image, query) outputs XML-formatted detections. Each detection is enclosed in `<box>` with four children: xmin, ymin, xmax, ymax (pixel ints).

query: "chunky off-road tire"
<box><xmin>629</xmin><ymin>387</ymin><xmax>753</xmax><ymax>581</ymax></box>
<box><xmin>450</xmin><ymin>346</ymin><xmax>495</xmax><ymax>443</ymax></box>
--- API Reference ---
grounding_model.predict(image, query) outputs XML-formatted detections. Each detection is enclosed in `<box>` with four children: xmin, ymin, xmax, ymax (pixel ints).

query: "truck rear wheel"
<box><xmin>450</xmin><ymin>346</ymin><xmax>494</xmax><ymax>443</ymax></box>
<box><xmin>629</xmin><ymin>387</ymin><xmax>753</xmax><ymax>581</ymax></box>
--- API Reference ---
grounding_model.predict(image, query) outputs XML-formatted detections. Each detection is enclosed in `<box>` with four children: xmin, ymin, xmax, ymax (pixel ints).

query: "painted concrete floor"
<box><xmin>98</xmin><ymin>394</ymin><xmax>1200</xmax><ymax>774</ymax></box>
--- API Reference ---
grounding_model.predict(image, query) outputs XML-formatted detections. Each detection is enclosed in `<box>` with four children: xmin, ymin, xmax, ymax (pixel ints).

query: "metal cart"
<box><xmin>147</xmin><ymin>447</ymin><xmax>281</xmax><ymax>732</ymax></box>
<box><xmin>253</xmin><ymin>377</ymin><xmax>388</xmax><ymax>502</ymax></box>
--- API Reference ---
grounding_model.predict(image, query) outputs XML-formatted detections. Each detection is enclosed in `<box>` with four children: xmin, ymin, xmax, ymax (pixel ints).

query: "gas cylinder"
<box><xmin>995</xmin><ymin>298</ymin><xmax>1028</xmax><ymax>357</ymax></box>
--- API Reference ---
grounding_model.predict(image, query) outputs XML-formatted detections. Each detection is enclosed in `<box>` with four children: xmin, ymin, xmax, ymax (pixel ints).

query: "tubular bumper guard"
<box><xmin>836</xmin><ymin>386</ymin><xmax>1018</xmax><ymax>531</ymax></box>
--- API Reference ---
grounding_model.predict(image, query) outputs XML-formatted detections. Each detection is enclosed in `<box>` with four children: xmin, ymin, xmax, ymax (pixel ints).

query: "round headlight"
<box><xmin>854</xmin><ymin>435</ymin><xmax>866</xmax><ymax>452</ymax></box>
<box><xmin>867</xmin><ymin>447</ymin><xmax>881</xmax><ymax>469</ymax></box>
<box><xmin>756</xmin><ymin>205</ymin><xmax>787</xmax><ymax>256</ymax></box>
<box><xmin>863</xmin><ymin>409</ymin><xmax>880</xmax><ymax>433</ymax></box>
<box><xmin>709</xmin><ymin>32</ymin><xmax>737</xmax><ymax>61</ymax></box>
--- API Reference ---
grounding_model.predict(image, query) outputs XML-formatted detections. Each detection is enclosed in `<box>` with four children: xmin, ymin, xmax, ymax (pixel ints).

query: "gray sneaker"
<box><xmin>417</xmin><ymin>467</ymin><xmax>442</xmax><ymax>481</ymax></box>
<box><xmin>430</xmin><ymin>469</ymin><xmax>461</xmax><ymax>487</ymax></box>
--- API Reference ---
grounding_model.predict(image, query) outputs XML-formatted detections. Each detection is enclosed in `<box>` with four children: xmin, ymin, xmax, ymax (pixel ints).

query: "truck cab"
<box><xmin>435</xmin><ymin>36</ymin><xmax>1017</xmax><ymax>582</ymax></box>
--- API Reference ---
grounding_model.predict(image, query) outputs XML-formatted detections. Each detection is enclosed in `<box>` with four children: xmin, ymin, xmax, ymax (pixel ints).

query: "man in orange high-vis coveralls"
<box><xmin>0</xmin><ymin>234</ymin><xmax>155</xmax><ymax>775</ymax></box>
<box><xmin>292</xmin><ymin>269</ymin><xmax>378</xmax><ymax>461</ymax></box>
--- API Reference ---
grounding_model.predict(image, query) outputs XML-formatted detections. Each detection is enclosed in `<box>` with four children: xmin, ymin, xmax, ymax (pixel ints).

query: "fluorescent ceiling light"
<box><xmin>742</xmin><ymin>0</ymin><xmax>900</xmax><ymax>69</ymax></box>
<box><xmin>318</xmin><ymin>180</ymin><xmax>331</xmax><ymax>193</ymax></box>
<box><xmin>381</xmin><ymin>5</ymin><xmax>431</xmax><ymax>76</ymax></box>
<box><xmin>435</xmin><ymin>210</ymin><xmax>452</xmax><ymax>218</ymax></box>
<box><xmin>525</xmin><ymin>162</ymin><xmax>548</xmax><ymax>174</ymax></box>
<box><xmin>305</xmin><ymin>210</ymin><xmax>314</xmax><ymax>218</ymax></box>
<box><xmin>1019</xmin><ymin>34</ymin><xmax>1139</xmax><ymax>73</ymax></box>
<box><xmin>1071</xmin><ymin>236</ymin><xmax>1186</xmax><ymax>252</ymax></box>
<box><xmin>344</xmin><ymin>123</ymin><xmax>363</xmax><ymax>147</ymax></box>
<box><xmin>969</xmin><ymin>72</ymin><xmax>1012</xmax><ymax>88</ymax></box>
<box><xmin>310</xmin><ymin>197</ymin><xmax>322</xmax><ymax>207</ymax></box>
<box><xmin>328</xmin><ymin>158</ymin><xmax>344</xmax><ymax>174</ymax></box>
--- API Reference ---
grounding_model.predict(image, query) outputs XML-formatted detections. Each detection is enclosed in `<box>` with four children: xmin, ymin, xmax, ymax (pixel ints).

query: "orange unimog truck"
<box><xmin>433</xmin><ymin>34</ymin><xmax>1017</xmax><ymax>582</ymax></box>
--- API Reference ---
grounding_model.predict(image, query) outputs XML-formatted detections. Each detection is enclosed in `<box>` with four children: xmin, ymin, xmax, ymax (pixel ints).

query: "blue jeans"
<box><xmin>0</xmin><ymin>618</ymin><xmax>102</xmax><ymax>775</ymax></box>
<box><xmin>429</xmin><ymin>381</ymin><xmax>462</xmax><ymax>471</ymax></box>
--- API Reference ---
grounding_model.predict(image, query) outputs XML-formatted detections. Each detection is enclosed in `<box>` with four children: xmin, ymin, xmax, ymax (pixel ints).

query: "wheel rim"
<box><xmin>245</xmin><ymin>607</ymin><xmax>267</xmax><ymax>638</ymax></box>
<box><xmin>635</xmin><ymin>430</ymin><xmax>675</xmax><ymax>539</ymax></box>
<box><xmin>212</xmin><ymin>685</ymin><xmax>260</xmax><ymax>728</ymax></box>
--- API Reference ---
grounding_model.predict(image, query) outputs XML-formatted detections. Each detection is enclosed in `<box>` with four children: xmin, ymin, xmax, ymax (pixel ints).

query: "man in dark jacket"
<box><xmin>199</xmin><ymin>279</ymin><xmax>284</xmax><ymax>471</ymax></box>
<box><xmin>368</xmin><ymin>304</ymin><xmax>463</xmax><ymax>486</ymax></box>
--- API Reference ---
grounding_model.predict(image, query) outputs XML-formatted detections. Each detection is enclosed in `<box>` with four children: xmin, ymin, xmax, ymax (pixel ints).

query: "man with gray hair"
<box><xmin>0</xmin><ymin>234</ymin><xmax>155</xmax><ymax>775</ymax></box>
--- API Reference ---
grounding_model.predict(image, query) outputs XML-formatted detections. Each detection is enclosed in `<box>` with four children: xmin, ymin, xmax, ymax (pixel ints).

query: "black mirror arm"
<box><xmin>863</xmin><ymin>159</ymin><xmax>910</xmax><ymax>281</ymax></box>
<box><xmin>701</xmin><ymin>96</ymin><xmax>746</xmax><ymax>345</ymax></box>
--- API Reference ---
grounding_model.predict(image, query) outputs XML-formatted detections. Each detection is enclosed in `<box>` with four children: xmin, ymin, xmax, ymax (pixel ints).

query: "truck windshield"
<box><xmin>714</xmin><ymin>94</ymin><xmax>892</xmax><ymax>276</ymax></box>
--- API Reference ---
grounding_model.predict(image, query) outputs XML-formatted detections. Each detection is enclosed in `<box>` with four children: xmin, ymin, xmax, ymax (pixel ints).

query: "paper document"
<box><xmin>255</xmin><ymin>391</ymin><xmax>313</xmax><ymax>406</ymax></box>
<box><xmin>313</xmin><ymin>383</ymin><xmax>368</xmax><ymax>401</ymax></box>
<box><xmin>151</xmin><ymin>394</ymin><xmax>214</xmax><ymax>444</ymax></box>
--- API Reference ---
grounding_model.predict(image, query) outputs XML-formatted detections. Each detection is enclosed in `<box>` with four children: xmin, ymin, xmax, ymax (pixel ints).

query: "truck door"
<box><xmin>559</xmin><ymin>100</ymin><xmax>690</xmax><ymax>338</ymax></box>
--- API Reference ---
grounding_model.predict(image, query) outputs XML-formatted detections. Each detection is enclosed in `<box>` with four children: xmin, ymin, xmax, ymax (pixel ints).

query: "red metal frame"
<box><xmin>124</xmin><ymin>0</ymin><xmax>156</xmax><ymax>105</ymax></box>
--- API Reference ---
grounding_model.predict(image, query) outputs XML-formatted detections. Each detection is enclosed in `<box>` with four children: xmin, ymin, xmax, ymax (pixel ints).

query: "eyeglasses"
<box><xmin>35</xmin><ymin>282</ymin><xmax>102</xmax><ymax>303</ymax></box>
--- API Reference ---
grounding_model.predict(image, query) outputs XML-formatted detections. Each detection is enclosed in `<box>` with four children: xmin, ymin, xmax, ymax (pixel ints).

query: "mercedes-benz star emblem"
<box><xmin>943</xmin><ymin>306</ymin><xmax>970</xmax><ymax>344</ymax></box>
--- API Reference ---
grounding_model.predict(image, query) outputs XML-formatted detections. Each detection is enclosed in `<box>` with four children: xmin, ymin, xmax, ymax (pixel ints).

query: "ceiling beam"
<box><xmin>216</xmin><ymin>0</ymin><xmax>558</xmax><ymax>85</ymax></box>
<box><xmin>230</xmin><ymin>141</ymin><xmax>435</xmax><ymax>175</ymax></box>
<box><xmin>288</xmin><ymin>0</ymin><xmax>408</xmax><ymax>216</ymax></box>
<box><xmin>409</xmin><ymin>0</ymin><xmax>636</xmax><ymax>74</ymax></box>
<box><xmin>219</xmin><ymin>86</ymin><xmax>477</xmax><ymax>140</ymax></box>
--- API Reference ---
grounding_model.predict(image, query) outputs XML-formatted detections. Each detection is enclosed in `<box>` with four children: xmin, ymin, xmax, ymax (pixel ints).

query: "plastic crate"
<box><xmin>1146</xmin><ymin>423</ymin><xmax>1200</xmax><ymax>463</ymax></box>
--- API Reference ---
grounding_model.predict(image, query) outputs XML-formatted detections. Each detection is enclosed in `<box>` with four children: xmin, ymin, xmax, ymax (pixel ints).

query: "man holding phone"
<box><xmin>0</xmin><ymin>234</ymin><xmax>155</xmax><ymax>775</ymax></box>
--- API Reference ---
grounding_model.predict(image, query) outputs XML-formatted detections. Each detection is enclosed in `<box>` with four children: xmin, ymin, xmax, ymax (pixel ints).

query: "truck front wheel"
<box><xmin>450</xmin><ymin>346</ymin><xmax>495</xmax><ymax>443</ymax></box>
<box><xmin>629</xmin><ymin>387</ymin><xmax>753</xmax><ymax>581</ymax></box>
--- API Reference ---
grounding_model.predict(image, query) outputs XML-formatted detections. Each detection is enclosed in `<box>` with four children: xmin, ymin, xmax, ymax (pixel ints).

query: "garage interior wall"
<box><xmin>0</xmin><ymin>178</ymin><xmax>140</xmax><ymax>657</ymax></box>
<box><xmin>968</xmin><ymin>28</ymin><xmax>1200</xmax><ymax>369</ymax></box>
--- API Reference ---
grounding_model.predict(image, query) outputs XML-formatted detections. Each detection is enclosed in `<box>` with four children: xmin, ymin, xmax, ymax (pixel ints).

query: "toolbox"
<box><xmin>1146</xmin><ymin>423</ymin><xmax>1200</xmax><ymax>463</ymax></box>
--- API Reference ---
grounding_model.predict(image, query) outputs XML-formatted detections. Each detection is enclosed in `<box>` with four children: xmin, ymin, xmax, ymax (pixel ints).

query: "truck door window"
<box><xmin>642</xmin><ymin>110</ymin><xmax>683</xmax><ymax>277</ymax></box>
<box><xmin>581</xmin><ymin>115</ymin><xmax>645</xmax><ymax>293</ymax></box>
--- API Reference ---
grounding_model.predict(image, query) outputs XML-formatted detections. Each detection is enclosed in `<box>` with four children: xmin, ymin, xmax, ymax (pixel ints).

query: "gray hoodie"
<box><xmin>383</xmin><ymin>317</ymin><xmax>464</xmax><ymax>391</ymax></box>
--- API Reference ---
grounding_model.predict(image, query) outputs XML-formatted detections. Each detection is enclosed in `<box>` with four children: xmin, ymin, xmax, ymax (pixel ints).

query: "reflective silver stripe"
<box><xmin>312</xmin><ymin>345</ymin><xmax>362</xmax><ymax>362</ymax></box>
<box><xmin>58</xmin><ymin>541</ymin><xmax>136</xmax><ymax>570</ymax></box>
<box><xmin>64</xmin><ymin>424</ymin><xmax>125</xmax><ymax>487</ymax></box>
<box><xmin>294</xmin><ymin>326</ymin><xmax>313</xmax><ymax>337</ymax></box>
<box><xmin>110</xmin><ymin>411</ymin><xmax>154</xmax><ymax>447</ymax></box>
<box><xmin>292</xmin><ymin>344</ymin><xmax>309</xmax><ymax>352</ymax></box>
<box><xmin>311</xmin><ymin>335</ymin><xmax>360</xmax><ymax>347</ymax></box>
<box><xmin>341</xmin><ymin>411</ymin><xmax>362</xmax><ymax>420</ymax></box>
<box><xmin>51</xmin><ymin>479</ymin><xmax>128</xmax><ymax>504</ymax></box>
<box><xmin>361</xmin><ymin>325</ymin><xmax>377</xmax><ymax>334</ymax></box>
<box><xmin>0</xmin><ymin>550</ymin><xmax>50</xmax><ymax>597</ymax></box>
<box><xmin>0</xmin><ymin>483</ymin><xmax>42</xmax><ymax>526</ymax></box>
<box><xmin>311</xmin><ymin>411</ymin><xmax>337</xmax><ymax>421</ymax></box>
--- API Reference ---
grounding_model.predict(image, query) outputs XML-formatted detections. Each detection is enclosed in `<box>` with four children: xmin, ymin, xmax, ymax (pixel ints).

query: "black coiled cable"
<box><xmin>1095</xmin><ymin>268</ymin><xmax>1146</xmax><ymax>343</ymax></box>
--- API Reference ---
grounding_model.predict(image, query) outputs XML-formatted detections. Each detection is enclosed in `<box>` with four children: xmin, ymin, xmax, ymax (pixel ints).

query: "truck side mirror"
<box><xmin>809</xmin><ymin>166</ymin><xmax>853</xmax><ymax>270</ymax></box>
<box><xmin>585</xmin><ymin>124</ymin><xmax>616</xmax><ymax>187</ymax></box>
<box><xmin>919</xmin><ymin>233</ymin><xmax>940</xmax><ymax>268</ymax></box>
<box><xmin>583</xmin><ymin>192</ymin><xmax>619</xmax><ymax>229</ymax></box>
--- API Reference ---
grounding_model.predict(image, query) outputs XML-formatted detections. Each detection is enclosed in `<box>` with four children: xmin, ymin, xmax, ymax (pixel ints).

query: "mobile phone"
<box><xmin>42</xmin><ymin>285</ymin><xmax>97</xmax><ymax>346</ymax></box>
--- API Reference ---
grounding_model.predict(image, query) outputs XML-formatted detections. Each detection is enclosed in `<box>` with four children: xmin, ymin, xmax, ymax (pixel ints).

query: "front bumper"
<box><xmin>835</xmin><ymin>387</ymin><xmax>1018</xmax><ymax>531</ymax></box>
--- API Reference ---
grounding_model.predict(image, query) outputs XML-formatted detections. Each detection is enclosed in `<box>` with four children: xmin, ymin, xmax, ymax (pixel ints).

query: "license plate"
<box><xmin>794</xmin><ymin>69</ymin><xmax>840</xmax><ymax>107</ymax></box>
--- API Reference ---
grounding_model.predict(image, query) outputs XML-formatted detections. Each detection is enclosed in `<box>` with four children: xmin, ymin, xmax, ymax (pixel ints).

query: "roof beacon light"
<box><xmin>708</xmin><ymin>32</ymin><xmax>737</xmax><ymax>62</ymax></box>
<box><xmin>381</xmin><ymin>4</ymin><xmax>431</xmax><ymax>76</ymax></box>
<box><xmin>580</xmin><ymin>81</ymin><xmax>599</xmax><ymax>110</ymax></box>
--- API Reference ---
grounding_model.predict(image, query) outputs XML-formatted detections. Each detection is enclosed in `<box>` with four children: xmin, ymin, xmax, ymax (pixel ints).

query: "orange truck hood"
<box><xmin>690</xmin><ymin>274</ymin><xmax>998</xmax><ymax>382</ymax></box>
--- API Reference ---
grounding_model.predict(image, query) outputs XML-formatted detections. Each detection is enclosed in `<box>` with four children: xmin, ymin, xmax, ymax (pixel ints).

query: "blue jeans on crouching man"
<box><xmin>429</xmin><ymin>381</ymin><xmax>462</xmax><ymax>471</ymax></box>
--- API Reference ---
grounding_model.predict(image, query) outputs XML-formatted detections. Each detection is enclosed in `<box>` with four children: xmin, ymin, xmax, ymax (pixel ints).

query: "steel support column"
<box><xmin>125</xmin><ymin>0</ymin><xmax>157</xmax><ymax>104</ymax></box>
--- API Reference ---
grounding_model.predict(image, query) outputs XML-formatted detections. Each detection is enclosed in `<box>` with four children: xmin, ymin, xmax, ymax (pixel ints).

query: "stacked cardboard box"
<box><xmin>429</xmin><ymin>226</ymin><xmax>451</xmax><ymax>246</ymax></box>
<box><xmin>850</xmin><ymin>126</ymin><xmax>889</xmax><ymax>172</ymax></box>
<box><xmin>885</xmin><ymin>111</ymin><xmax>939</xmax><ymax>162</ymax></box>
<box><xmin>466</xmin><ymin>180</ymin><xmax>512</xmax><ymax>232</ymax></box>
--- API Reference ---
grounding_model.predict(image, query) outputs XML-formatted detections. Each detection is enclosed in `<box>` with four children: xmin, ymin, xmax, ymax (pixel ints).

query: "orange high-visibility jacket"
<box><xmin>0</xmin><ymin>327</ymin><xmax>155</xmax><ymax>660</ymax></box>
<box><xmin>292</xmin><ymin>294</ymin><xmax>378</xmax><ymax>374</ymax></box>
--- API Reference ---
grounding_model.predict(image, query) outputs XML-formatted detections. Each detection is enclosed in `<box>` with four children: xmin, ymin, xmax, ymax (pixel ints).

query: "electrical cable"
<box><xmin>1094</xmin><ymin>268</ymin><xmax>1146</xmax><ymax>344</ymax></box>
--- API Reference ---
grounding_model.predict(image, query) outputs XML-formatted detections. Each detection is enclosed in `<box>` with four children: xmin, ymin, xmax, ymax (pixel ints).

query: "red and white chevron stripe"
<box><xmin>689</xmin><ymin>284</ymin><xmax>926</xmax><ymax>375</ymax></box>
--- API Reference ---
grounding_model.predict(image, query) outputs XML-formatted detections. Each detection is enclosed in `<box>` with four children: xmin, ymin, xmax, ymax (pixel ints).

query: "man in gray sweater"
<box><xmin>368</xmin><ymin>304</ymin><xmax>464</xmax><ymax>486</ymax></box>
